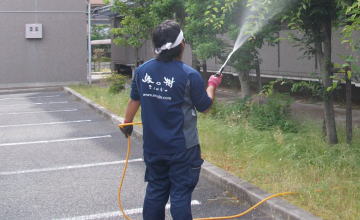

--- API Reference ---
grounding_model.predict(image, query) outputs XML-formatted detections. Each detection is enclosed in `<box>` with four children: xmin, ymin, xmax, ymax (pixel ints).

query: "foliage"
<box><xmin>282</xmin><ymin>0</ymin><xmax>355</xmax><ymax>75</ymax></box>
<box><xmin>93</xmin><ymin>48</ymin><xmax>106</xmax><ymax>71</ymax></box>
<box><xmin>262</xmin><ymin>79</ymin><xmax>329</xmax><ymax>100</ymax></box>
<box><xmin>99</xmin><ymin>56</ymin><xmax>112</xmax><ymax>62</ymax></box>
<box><xmin>93</xmin><ymin>48</ymin><xmax>106</xmax><ymax>60</ymax></box>
<box><xmin>210</xmin><ymin>97</ymin><xmax>252</xmax><ymax>121</ymax></box>
<box><xmin>284</xmin><ymin>0</ymin><xmax>342</xmax><ymax>46</ymax></box>
<box><xmin>185</xmin><ymin>0</ymin><xmax>228</xmax><ymax>61</ymax></box>
<box><xmin>291</xmin><ymin>81</ymin><xmax>324</xmax><ymax>98</ymax></box>
<box><xmin>229</xmin><ymin>38</ymin><xmax>260</xmax><ymax>73</ymax></box>
<box><xmin>342</xmin><ymin>1</ymin><xmax>360</xmax><ymax>50</ymax></box>
<box><xmin>110</xmin><ymin>0</ymin><xmax>188</xmax><ymax>63</ymax></box>
<box><xmin>249</xmin><ymin>94</ymin><xmax>297</xmax><ymax>132</ymax></box>
<box><xmin>282</xmin><ymin>0</ymin><xmax>354</xmax><ymax>83</ymax></box>
<box><xmin>341</xmin><ymin>1</ymin><xmax>360</xmax><ymax>84</ymax></box>
<box><xmin>91</xmin><ymin>24</ymin><xmax>111</xmax><ymax>41</ymax></box>
<box><xmin>111</xmin><ymin>0</ymin><xmax>157</xmax><ymax>50</ymax></box>
<box><xmin>204</xmin><ymin>0</ymin><xmax>281</xmax><ymax>75</ymax></box>
<box><xmin>261</xmin><ymin>79</ymin><xmax>289</xmax><ymax>96</ymax></box>
<box><xmin>211</xmin><ymin>93</ymin><xmax>297</xmax><ymax>132</ymax></box>
<box><xmin>203</xmin><ymin>0</ymin><xmax>241</xmax><ymax>31</ymax></box>
<box><xmin>107</xmin><ymin>73</ymin><xmax>128</xmax><ymax>94</ymax></box>
<box><xmin>150</xmin><ymin>0</ymin><xmax>186</xmax><ymax>25</ymax></box>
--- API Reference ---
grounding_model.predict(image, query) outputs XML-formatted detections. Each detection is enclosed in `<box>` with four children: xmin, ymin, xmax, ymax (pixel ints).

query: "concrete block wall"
<box><xmin>0</xmin><ymin>0</ymin><xmax>88</xmax><ymax>88</ymax></box>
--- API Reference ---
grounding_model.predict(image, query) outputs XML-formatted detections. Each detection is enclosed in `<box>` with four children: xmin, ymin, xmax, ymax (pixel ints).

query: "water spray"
<box><xmin>215</xmin><ymin>0</ymin><xmax>291</xmax><ymax>77</ymax></box>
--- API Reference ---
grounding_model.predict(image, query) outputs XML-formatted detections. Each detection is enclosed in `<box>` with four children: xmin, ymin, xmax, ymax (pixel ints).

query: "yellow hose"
<box><xmin>117</xmin><ymin>122</ymin><xmax>142</xmax><ymax>220</ymax></box>
<box><xmin>117</xmin><ymin>122</ymin><xmax>297</xmax><ymax>220</ymax></box>
<box><xmin>117</xmin><ymin>136</ymin><xmax>132</xmax><ymax>220</ymax></box>
<box><xmin>193</xmin><ymin>192</ymin><xmax>297</xmax><ymax>220</ymax></box>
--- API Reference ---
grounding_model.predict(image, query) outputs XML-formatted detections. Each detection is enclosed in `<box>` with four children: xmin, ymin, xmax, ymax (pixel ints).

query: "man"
<box><xmin>120</xmin><ymin>20</ymin><xmax>222</xmax><ymax>220</ymax></box>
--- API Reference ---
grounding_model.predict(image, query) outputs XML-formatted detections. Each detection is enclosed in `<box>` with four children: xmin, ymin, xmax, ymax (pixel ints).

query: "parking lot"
<box><xmin>0</xmin><ymin>89</ymin><xmax>270</xmax><ymax>220</ymax></box>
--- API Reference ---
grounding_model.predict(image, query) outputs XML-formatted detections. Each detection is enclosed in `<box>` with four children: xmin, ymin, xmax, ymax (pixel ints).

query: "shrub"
<box><xmin>291</xmin><ymin>81</ymin><xmax>324</xmax><ymax>99</ymax></box>
<box><xmin>211</xmin><ymin>97</ymin><xmax>251</xmax><ymax>122</ymax></box>
<box><xmin>107</xmin><ymin>74</ymin><xmax>127</xmax><ymax>94</ymax></box>
<box><xmin>248</xmin><ymin>94</ymin><xmax>298</xmax><ymax>132</ymax></box>
<box><xmin>210</xmin><ymin>94</ymin><xmax>298</xmax><ymax>132</ymax></box>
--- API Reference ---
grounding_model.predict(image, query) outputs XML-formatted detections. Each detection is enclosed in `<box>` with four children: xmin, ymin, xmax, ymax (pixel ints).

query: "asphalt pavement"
<box><xmin>0</xmin><ymin>89</ymin><xmax>271</xmax><ymax>220</ymax></box>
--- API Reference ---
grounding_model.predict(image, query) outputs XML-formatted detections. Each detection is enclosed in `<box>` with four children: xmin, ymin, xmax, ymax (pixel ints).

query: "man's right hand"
<box><xmin>208</xmin><ymin>74</ymin><xmax>223</xmax><ymax>89</ymax></box>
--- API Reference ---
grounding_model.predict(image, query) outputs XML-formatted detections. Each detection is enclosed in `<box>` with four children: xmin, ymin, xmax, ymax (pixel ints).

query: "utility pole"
<box><xmin>345</xmin><ymin>64</ymin><xmax>352</xmax><ymax>144</ymax></box>
<box><xmin>87</xmin><ymin>0</ymin><xmax>92</xmax><ymax>85</ymax></box>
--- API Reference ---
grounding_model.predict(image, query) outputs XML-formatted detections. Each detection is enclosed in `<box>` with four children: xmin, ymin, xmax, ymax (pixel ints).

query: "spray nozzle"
<box><xmin>215</xmin><ymin>66</ymin><xmax>224</xmax><ymax>77</ymax></box>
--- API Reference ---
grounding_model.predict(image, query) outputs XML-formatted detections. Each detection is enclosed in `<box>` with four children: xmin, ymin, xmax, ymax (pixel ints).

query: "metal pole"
<box><xmin>0</xmin><ymin>11</ymin><xmax>86</xmax><ymax>13</ymax></box>
<box><xmin>88</xmin><ymin>1</ymin><xmax>92</xmax><ymax>85</ymax></box>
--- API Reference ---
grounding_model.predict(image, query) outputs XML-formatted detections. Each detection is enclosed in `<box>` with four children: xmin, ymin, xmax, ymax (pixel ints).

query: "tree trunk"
<box><xmin>176</xmin><ymin>8</ymin><xmax>186</xmax><ymax>28</ymax></box>
<box><xmin>315</xmin><ymin>21</ymin><xmax>338</xmax><ymax>145</ymax></box>
<box><xmin>135</xmin><ymin>48</ymin><xmax>140</xmax><ymax>67</ymax></box>
<box><xmin>255</xmin><ymin>58</ymin><xmax>262</xmax><ymax>92</ymax></box>
<box><xmin>345</xmin><ymin>69</ymin><xmax>352</xmax><ymax>144</ymax></box>
<box><xmin>191</xmin><ymin>51</ymin><xmax>201</xmax><ymax>72</ymax></box>
<box><xmin>238</xmin><ymin>71</ymin><xmax>251</xmax><ymax>98</ymax></box>
<box><xmin>202</xmin><ymin>60</ymin><xmax>208</xmax><ymax>76</ymax></box>
<box><xmin>322</xmin><ymin>118</ymin><xmax>327</xmax><ymax>137</ymax></box>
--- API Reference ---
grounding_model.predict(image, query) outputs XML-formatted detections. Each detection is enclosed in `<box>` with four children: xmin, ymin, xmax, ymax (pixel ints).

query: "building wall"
<box><xmin>0</xmin><ymin>0</ymin><xmax>87</xmax><ymax>88</ymax></box>
<box><xmin>260</xmin><ymin>30</ymin><xmax>360</xmax><ymax>77</ymax></box>
<box><xmin>111</xmin><ymin>39</ymin><xmax>193</xmax><ymax>67</ymax></box>
<box><xmin>111</xmin><ymin>27</ymin><xmax>359</xmax><ymax>83</ymax></box>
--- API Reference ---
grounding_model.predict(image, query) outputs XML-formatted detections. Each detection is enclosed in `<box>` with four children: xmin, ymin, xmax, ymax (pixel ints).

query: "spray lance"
<box><xmin>214</xmin><ymin>44</ymin><xmax>238</xmax><ymax>77</ymax></box>
<box><xmin>214</xmin><ymin>66</ymin><xmax>225</xmax><ymax>77</ymax></box>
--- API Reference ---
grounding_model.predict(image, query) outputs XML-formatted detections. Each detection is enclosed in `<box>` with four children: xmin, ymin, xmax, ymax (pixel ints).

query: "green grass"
<box><xmin>198</xmin><ymin>116</ymin><xmax>360</xmax><ymax>219</ymax></box>
<box><xmin>70</xmin><ymin>84</ymin><xmax>141</xmax><ymax>122</ymax></box>
<box><xmin>70</xmin><ymin>84</ymin><xmax>360</xmax><ymax>219</ymax></box>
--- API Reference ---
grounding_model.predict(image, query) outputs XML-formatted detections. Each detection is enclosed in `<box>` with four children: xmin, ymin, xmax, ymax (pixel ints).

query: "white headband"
<box><xmin>154</xmin><ymin>30</ymin><xmax>184</xmax><ymax>54</ymax></box>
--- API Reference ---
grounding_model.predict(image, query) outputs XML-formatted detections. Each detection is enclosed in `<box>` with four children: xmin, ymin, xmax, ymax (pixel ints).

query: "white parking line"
<box><xmin>0</xmin><ymin>109</ymin><xmax>78</xmax><ymax>116</ymax></box>
<box><xmin>0</xmin><ymin>135</ymin><xmax>112</xmax><ymax>147</ymax></box>
<box><xmin>0</xmin><ymin>120</ymin><xmax>92</xmax><ymax>128</ymax></box>
<box><xmin>0</xmin><ymin>159</ymin><xmax>143</xmax><ymax>176</ymax></box>
<box><xmin>0</xmin><ymin>94</ymin><xmax>61</xmax><ymax>101</ymax></box>
<box><xmin>0</xmin><ymin>101</ymin><xmax>68</xmax><ymax>107</ymax></box>
<box><xmin>54</xmin><ymin>200</ymin><xmax>201</xmax><ymax>220</ymax></box>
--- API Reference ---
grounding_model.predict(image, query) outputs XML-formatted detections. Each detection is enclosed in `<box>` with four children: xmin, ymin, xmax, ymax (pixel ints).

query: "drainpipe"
<box><xmin>87</xmin><ymin>0</ymin><xmax>92</xmax><ymax>85</ymax></box>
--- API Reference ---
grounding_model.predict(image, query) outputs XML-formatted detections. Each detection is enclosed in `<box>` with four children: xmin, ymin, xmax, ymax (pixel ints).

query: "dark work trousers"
<box><xmin>143</xmin><ymin>145</ymin><xmax>203</xmax><ymax>220</ymax></box>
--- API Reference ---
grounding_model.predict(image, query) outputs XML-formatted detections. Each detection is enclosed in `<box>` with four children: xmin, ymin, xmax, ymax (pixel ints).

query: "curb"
<box><xmin>202</xmin><ymin>162</ymin><xmax>321</xmax><ymax>220</ymax></box>
<box><xmin>63</xmin><ymin>86</ymin><xmax>321</xmax><ymax>220</ymax></box>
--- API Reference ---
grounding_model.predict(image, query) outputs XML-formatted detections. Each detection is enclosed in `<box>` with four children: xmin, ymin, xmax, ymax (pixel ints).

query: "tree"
<box><xmin>230</xmin><ymin>41</ymin><xmax>258</xmax><ymax>97</ymax></box>
<box><xmin>282</xmin><ymin>0</ymin><xmax>355</xmax><ymax>144</ymax></box>
<box><xmin>111</xmin><ymin>0</ymin><xmax>157</xmax><ymax>65</ymax></box>
<box><xmin>150</xmin><ymin>0</ymin><xmax>186</xmax><ymax>26</ymax></box>
<box><xmin>228</xmin><ymin>25</ymin><xmax>280</xmax><ymax>98</ymax></box>
<box><xmin>93</xmin><ymin>48</ymin><xmax>106</xmax><ymax>71</ymax></box>
<box><xmin>342</xmin><ymin>0</ymin><xmax>360</xmax><ymax>50</ymax></box>
<box><xmin>341</xmin><ymin>0</ymin><xmax>360</xmax><ymax>144</ymax></box>
<box><xmin>203</xmin><ymin>0</ymin><xmax>281</xmax><ymax>98</ymax></box>
<box><xmin>185</xmin><ymin>0</ymin><xmax>229</xmax><ymax>75</ymax></box>
<box><xmin>91</xmin><ymin>24</ymin><xmax>111</xmax><ymax>41</ymax></box>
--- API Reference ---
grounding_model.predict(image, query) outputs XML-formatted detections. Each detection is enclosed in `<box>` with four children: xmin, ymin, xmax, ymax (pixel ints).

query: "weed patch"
<box><xmin>212</xmin><ymin>94</ymin><xmax>298</xmax><ymax>132</ymax></box>
<box><xmin>106</xmin><ymin>74</ymin><xmax>128</xmax><ymax>94</ymax></box>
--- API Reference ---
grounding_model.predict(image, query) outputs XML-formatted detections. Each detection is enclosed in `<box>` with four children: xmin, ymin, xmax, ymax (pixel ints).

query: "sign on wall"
<box><xmin>25</xmin><ymin>24</ymin><xmax>43</xmax><ymax>39</ymax></box>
